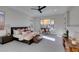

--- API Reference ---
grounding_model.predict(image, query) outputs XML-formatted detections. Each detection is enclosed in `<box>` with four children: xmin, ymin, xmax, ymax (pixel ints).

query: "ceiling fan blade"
<box><xmin>31</xmin><ymin>8</ymin><xmax>38</xmax><ymax>10</ymax></box>
<box><xmin>31</xmin><ymin>6</ymin><xmax>46</xmax><ymax>13</ymax></box>
<box><xmin>39</xmin><ymin>10</ymin><xmax>42</xmax><ymax>13</ymax></box>
<box><xmin>40</xmin><ymin>6</ymin><xmax>46</xmax><ymax>10</ymax></box>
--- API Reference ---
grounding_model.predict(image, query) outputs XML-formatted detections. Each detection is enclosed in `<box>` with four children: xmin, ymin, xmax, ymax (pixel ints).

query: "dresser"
<box><xmin>0</xmin><ymin>35</ymin><xmax>13</xmax><ymax>44</ymax></box>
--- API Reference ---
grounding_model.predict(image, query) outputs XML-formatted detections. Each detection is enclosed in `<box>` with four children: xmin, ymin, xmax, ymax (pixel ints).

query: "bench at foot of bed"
<box><xmin>32</xmin><ymin>35</ymin><xmax>42</xmax><ymax>43</ymax></box>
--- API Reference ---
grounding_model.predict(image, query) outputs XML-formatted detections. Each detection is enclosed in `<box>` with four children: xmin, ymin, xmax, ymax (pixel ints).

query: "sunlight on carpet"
<box><xmin>42</xmin><ymin>36</ymin><xmax>55</xmax><ymax>41</ymax></box>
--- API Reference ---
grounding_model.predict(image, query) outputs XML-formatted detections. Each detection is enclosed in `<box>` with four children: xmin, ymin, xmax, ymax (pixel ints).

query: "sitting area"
<box><xmin>63</xmin><ymin>30</ymin><xmax>79</xmax><ymax>52</ymax></box>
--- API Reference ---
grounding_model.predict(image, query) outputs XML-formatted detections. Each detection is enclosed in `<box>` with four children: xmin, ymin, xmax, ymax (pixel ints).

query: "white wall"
<box><xmin>69</xmin><ymin>7</ymin><xmax>79</xmax><ymax>26</ymax></box>
<box><xmin>53</xmin><ymin>15</ymin><xmax>65</xmax><ymax>36</ymax></box>
<box><xmin>67</xmin><ymin>7</ymin><xmax>79</xmax><ymax>40</ymax></box>
<box><xmin>0</xmin><ymin>7</ymin><xmax>32</xmax><ymax>27</ymax></box>
<box><xmin>31</xmin><ymin>18</ymin><xmax>41</xmax><ymax>32</ymax></box>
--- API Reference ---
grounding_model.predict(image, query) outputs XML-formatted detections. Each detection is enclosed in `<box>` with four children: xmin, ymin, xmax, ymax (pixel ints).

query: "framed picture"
<box><xmin>0</xmin><ymin>11</ymin><xmax>5</xmax><ymax>30</ymax></box>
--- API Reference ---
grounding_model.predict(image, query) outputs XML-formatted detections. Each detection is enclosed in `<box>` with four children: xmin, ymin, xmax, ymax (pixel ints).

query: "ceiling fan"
<box><xmin>31</xmin><ymin>6</ymin><xmax>46</xmax><ymax>13</ymax></box>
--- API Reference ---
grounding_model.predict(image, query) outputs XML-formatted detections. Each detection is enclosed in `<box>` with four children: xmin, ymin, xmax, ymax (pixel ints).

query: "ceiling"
<box><xmin>9</xmin><ymin>6</ymin><xmax>73</xmax><ymax>17</ymax></box>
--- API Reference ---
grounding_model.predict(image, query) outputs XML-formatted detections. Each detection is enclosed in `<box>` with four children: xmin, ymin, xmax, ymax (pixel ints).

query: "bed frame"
<box><xmin>11</xmin><ymin>27</ymin><xmax>33</xmax><ymax>45</ymax></box>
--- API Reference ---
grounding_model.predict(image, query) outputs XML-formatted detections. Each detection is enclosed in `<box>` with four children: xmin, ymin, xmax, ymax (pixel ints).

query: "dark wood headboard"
<box><xmin>11</xmin><ymin>27</ymin><xmax>28</xmax><ymax>35</ymax></box>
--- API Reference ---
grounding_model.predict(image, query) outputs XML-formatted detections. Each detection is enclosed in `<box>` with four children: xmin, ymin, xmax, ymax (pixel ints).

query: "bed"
<box><xmin>11</xmin><ymin>27</ymin><xmax>42</xmax><ymax>45</ymax></box>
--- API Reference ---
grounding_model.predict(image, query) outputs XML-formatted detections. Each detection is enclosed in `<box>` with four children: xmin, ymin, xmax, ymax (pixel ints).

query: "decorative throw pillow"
<box><xmin>22</xmin><ymin>32</ymin><xmax>27</xmax><ymax>35</ymax></box>
<box><xmin>13</xmin><ymin>30</ymin><xmax>20</xmax><ymax>35</ymax></box>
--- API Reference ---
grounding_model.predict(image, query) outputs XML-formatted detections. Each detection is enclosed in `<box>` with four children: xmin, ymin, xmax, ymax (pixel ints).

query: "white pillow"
<box><xmin>13</xmin><ymin>30</ymin><xmax>20</xmax><ymax>35</ymax></box>
<box><xmin>22</xmin><ymin>32</ymin><xmax>27</xmax><ymax>35</ymax></box>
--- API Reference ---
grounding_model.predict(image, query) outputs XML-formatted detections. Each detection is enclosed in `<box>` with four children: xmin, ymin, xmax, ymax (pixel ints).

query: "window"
<box><xmin>50</xmin><ymin>20</ymin><xmax>54</xmax><ymax>25</ymax></box>
<box><xmin>40</xmin><ymin>20</ymin><xmax>43</xmax><ymax>25</ymax></box>
<box><xmin>40</xmin><ymin>19</ymin><xmax>54</xmax><ymax>25</ymax></box>
<box><xmin>44</xmin><ymin>19</ymin><xmax>50</xmax><ymax>25</ymax></box>
<box><xmin>40</xmin><ymin>19</ymin><xmax>54</xmax><ymax>31</ymax></box>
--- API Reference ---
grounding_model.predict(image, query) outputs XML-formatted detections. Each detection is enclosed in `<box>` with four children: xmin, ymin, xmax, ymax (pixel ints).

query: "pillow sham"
<box><xmin>13</xmin><ymin>29</ymin><xmax>21</xmax><ymax>35</ymax></box>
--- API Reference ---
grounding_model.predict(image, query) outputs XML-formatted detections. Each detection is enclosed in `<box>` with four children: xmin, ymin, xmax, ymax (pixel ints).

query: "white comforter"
<box><xmin>13</xmin><ymin>32</ymin><xmax>39</xmax><ymax>41</ymax></box>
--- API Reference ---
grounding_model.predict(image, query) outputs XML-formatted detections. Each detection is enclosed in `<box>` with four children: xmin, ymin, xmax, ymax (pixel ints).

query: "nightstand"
<box><xmin>0</xmin><ymin>35</ymin><xmax>13</xmax><ymax>44</ymax></box>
